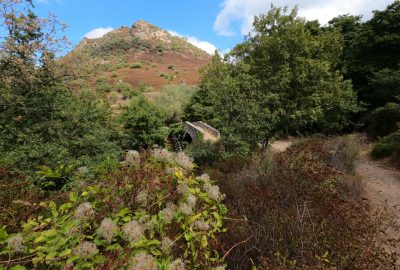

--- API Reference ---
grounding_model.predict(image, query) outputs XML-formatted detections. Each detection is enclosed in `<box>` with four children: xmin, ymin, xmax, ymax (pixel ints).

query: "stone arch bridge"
<box><xmin>184</xmin><ymin>121</ymin><xmax>220</xmax><ymax>142</ymax></box>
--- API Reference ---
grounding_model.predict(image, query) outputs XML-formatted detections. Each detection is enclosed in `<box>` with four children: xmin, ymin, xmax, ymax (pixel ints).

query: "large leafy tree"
<box><xmin>0</xmin><ymin>0</ymin><xmax>120</xmax><ymax>176</ymax></box>
<box><xmin>119</xmin><ymin>95</ymin><xmax>167</xmax><ymax>149</ymax></box>
<box><xmin>329</xmin><ymin>1</ymin><xmax>400</xmax><ymax>110</ymax></box>
<box><xmin>186</xmin><ymin>6</ymin><xmax>360</xmax><ymax>150</ymax></box>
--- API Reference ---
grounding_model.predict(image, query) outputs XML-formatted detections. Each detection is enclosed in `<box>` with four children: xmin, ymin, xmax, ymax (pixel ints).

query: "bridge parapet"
<box><xmin>184</xmin><ymin>121</ymin><xmax>220</xmax><ymax>142</ymax></box>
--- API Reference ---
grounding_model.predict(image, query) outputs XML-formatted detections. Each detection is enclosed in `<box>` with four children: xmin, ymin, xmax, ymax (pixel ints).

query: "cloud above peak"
<box><xmin>84</xmin><ymin>27</ymin><xmax>113</xmax><ymax>39</ymax></box>
<box><xmin>168</xmin><ymin>30</ymin><xmax>218</xmax><ymax>55</ymax></box>
<box><xmin>213</xmin><ymin>0</ymin><xmax>393</xmax><ymax>36</ymax></box>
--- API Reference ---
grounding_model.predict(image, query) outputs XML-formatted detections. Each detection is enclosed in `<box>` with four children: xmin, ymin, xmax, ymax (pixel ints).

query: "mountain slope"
<box><xmin>65</xmin><ymin>20</ymin><xmax>211</xmax><ymax>91</ymax></box>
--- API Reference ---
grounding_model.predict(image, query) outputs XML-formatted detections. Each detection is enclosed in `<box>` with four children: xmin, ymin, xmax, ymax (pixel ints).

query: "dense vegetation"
<box><xmin>0</xmin><ymin>0</ymin><xmax>399</xmax><ymax>269</ymax></box>
<box><xmin>206</xmin><ymin>136</ymin><xmax>397</xmax><ymax>269</ymax></box>
<box><xmin>185</xmin><ymin>7</ymin><xmax>362</xmax><ymax>153</ymax></box>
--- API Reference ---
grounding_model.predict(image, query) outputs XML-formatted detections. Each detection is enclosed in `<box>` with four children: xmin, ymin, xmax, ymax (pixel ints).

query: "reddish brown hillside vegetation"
<box><xmin>64</xmin><ymin>20</ymin><xmax>211</xmax><ymax>92</ymax></box>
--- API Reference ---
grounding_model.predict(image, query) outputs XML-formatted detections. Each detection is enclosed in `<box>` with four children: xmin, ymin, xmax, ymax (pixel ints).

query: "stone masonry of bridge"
<box><xmin>184</xmin><ymin>121</ymin><xmax>221</xmax><ymax>142</ymax></box>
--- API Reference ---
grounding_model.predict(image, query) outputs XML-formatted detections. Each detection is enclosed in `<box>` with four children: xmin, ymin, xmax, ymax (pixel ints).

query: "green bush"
<box><xmin>115</xmin><ymin>81</ymin><xmax>133</xmax><ymax>93</ymax></box>
<box><xmin>0</xmin><ymin>89</ymin><xmax>121</xmax><ymax>182</ymax></box>
<box><xmin>168</xmin><ymin>64</ymin><xmax>174</xmax><ymax>70</ymax></box>
<box><xmin>371</xmin><ymin>131</ymin><xmax>400</xmax><ymax>159</ymax></box>
<box><xmin>130</xmin><ymin>62</ymin><xmax>143</xmax><ymax>69</ymax></box>
<box><xmin>119</xmin><ymin>95</ymin><xmax>167</xmax><ymax>149</ymax></box>
<box><xmin>154</xmin><ymin>85</ymin><xmax>196</xmax><ymax>122</ymax></box>
<box><xmin>368</xmin><ymin>102</ymin><xmax>400</xmax><ymax>138</ymax></box>
<box><xmin>95</xmin><ymin>82</ymin><xmax>112</xmax><ymax>93</ymax></box>
<box><xmin>185</xmin><ymin>136</ymin><xmax>220</xmax><ymax>166</ymax></box>
<box><xmin>0</xmin><ymin>150</ymin><xmax>227</xmax><ymax>269</ymax></box>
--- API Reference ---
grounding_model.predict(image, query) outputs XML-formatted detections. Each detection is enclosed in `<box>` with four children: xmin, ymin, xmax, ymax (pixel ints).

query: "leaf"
<box><xmin>105</xmin><ymin>244</ymin><xmax>122</xmax><ymax>251</ymax></box>
<box><xmin>34</xmin><ymin>235</ymin><xmax>46</xmax><ymax>243</ymax></box>
<box><xmin>201</xmin><ymin>234</ymin><xmax>208</xmax><ymax>248</ymax></box>
<box><xmin>212</xmin><ymin>212</ymin><xmax>223</xmax><ymax>227</ymax></box>
<box><xmin>69</xmin><ymin>192</ymin><xmax>78</xmax><ymax>203</ymax></box>
<box><xmin>0</xmin><ymin>226</ymin><xmax>8</xmax><ymax>242</ymax></box>
<box><xmin>59</xmin><ymin>248</ymin><xmax>72</xmax><ymax>257</ymax></box>
<box><xmin>10</xmin><ymin>266</ymin><xmax>26</xmax><ymax>270</ymax></box>
<box><xmin>117</xmin><ymin>208</ymin><xmax>131</xmax><ymax>217</ymax></box>
<box><xmin>59</xmin><ymin>202</ymin><xmax>73</xmax><ymax>213</ymax></box>
<box><xmin>45</xmin><ymin>250</ymin><xmax>57</xmax><ymax>261</ymax></box>
<box><xmin>122</xmin><ymin>216</ymin><xmax>131</xmax><ymax>222</ymax></box>
<box><xmin>184</xmin><ymin>231</ymin><xmax>192</xmax><ymax>241</ymax></box>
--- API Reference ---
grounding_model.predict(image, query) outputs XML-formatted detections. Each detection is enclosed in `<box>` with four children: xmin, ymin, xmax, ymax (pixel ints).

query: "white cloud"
<box><xmin>84</xmin><ymin>27</ymin><xmax>114</xmax><ymax>39</ymax></box>
<box><xmin>34</xmin><ymin>0</ymin><xmax>62</xmax><ymax>4</ymax></box>
<box><xmin>168</xmin><ymin>30</ymin><xmax>218</xmax><ymax>55</ymax></box>
<box><xmin>214</xmin><ymin>0</ymin><xmax>393</xmax><ymax>36</ymax></box>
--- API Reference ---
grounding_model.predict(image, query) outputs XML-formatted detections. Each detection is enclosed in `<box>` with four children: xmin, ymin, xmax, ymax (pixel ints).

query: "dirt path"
<box><xmin>356</xmin><ymin>144</ymin><xmax>400</xmax><ymax>257</ymax></box>
<box><xmin>270</xmin><ymin>138</ymin><xmax>297</xmax><ymax>152</ymax></box>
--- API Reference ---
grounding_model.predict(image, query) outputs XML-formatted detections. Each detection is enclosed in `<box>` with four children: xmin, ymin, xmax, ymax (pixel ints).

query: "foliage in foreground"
<box><xmin>203</xmin><ymin>137</ymin><xmax>398</xmax><ymax>269</ymax></box>
<box><xmin>0</xmin><ymin>150</ymin><xmax>227</xmax><ymax>269</ymax></box>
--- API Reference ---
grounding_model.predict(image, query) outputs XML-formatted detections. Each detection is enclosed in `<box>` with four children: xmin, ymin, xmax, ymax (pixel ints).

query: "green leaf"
<box><xmin>212</xmin><ymin>212</ymin><xmax>223</xmax><ymax>227</ymax></box>
<box><xmin>59</xmin><ymin>248</ymin><xmax>72</xmax><ymax>257</ymax></box>
<box><xmin>10</xmin><ymin>266</ymin><xmax>27</xmax><ymax>270</ymax></box>
<box><xmin>201</xmin><ymin>234</ymin><xmax>208</xmax><ymax>248</ymax></box>
<box><xmin>69</xmin><ymin>192</ymin><xmax>78</xmax><ymax>203</ymax></box>
<box><xmin>59</xmin><ymin>202</ymin><xmax>73</xmax><ymax>213</ymax></box>
<box><xmin>0</xmin><ymin>226</ymin><xmax>8</xmax><ymax>242</ymax></box>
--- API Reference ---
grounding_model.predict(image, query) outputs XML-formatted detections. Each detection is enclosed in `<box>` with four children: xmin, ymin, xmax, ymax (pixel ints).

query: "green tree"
<box><xmin>0</xmin><ymin>1</ymin><xmax>120</xmax><ymax>178</ymax></box>
<box><xmin>120</xmin><ymin>95</ymin><xmax>167</xmax><ymax>149</ymax></box>
<box><xmin>185</xmin><ymin>6</ymin><xmax>361</xmax><ymax>152</ymax></box>
<box><xmin>154</xmin><ymin>84</ymin><xmax>196</xmax><ymax>123</ymax></box>
<box><xmin>329</xmin><ymin>1</ymin><xmax>400</xmax><ymax>110</ymax></box>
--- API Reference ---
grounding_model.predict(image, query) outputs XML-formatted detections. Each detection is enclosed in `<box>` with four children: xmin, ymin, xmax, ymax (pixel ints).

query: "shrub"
<box><xmin>0</xmin><ymin>167</ymin><xmax>45</xmax><ymax>233</ymax></box>
<box><xmin>371</xmin><ymin>130</ymin><xmax>400</xmax><ymax>159</ymax></box>
<box><xmin>0</xmin><ymin>150</ymin><xmax>227</xmax><ymax>269</ymax></box>
<box><xmin>95</xmin><ymin>82</ymin><xmax>112</xmax><ymax>93</ymax></box>
<box><xmin>110</xmin><ymin>91</ymin><xmax>119</xmax><ymax>103</ymax></box>
<box><xmin>168</xmin><ymin>64</ymin><xmax>174</xmax><ymax>70</ymax></box>
<box><xmin>368</xmin><ymin>102</ymin><xmax>400</xmax><ymax>138</ymax></box>
<box><xmin>0</xmin><ymin>89</ymin><xmax>121</xmax><ymax>181</ymax></box>
<box><xmin>115</xmin><ymin>81</ymin><xmax>132</xmax><ymax>93</ymax></box>
<box><xmin>138</xmin><ymin>82</ymin><xmax>152</xmax><ymax>93</ymax></box>
<box><xmin>119</xmin><ymin>95</ymin><xmax>167</xmax><ymax>149</ymax></box>
<box><xmin>185</xmin><ymin>136</ymin><xmax>220</xmax><ymax>166</ymax></box>
<box><xmin>130</xmin><ymin>62</ymin><xmax>143</xmax><ymax>69</ymax></box>
<box><xmin>322</xmin><ymin>135</ymin><xmax>360</xmax><ymax>174</ymax></box>
<box><xmin>154</xmin><ymin>85</ymin><xmax>196</xmax><ymax>122</ymax></box>
<box><xmin>206</xmin><ymin>139</ymin><xmax>396</xmax><ymax>269</ymax></box>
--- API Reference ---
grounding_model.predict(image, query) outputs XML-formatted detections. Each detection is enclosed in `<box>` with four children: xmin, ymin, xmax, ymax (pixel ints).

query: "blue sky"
<box><xmin>32</xmin><ymin>0</ymin><xmax>394</xmax><ymax>56</ymax></box>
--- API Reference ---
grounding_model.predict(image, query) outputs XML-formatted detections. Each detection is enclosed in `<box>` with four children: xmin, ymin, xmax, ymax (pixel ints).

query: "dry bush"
<box><xmin>204</xmin><ymin>139</ymin><xmax>398</xmax><ymax>269</ymax></box>
<box><xmin>0</xmin><ymin>167</ymin><xmax>45</xmax><ymax>233</ymax></box>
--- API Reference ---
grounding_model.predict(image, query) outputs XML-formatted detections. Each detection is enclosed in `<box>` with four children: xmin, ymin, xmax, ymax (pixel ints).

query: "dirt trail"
<box><xmin>270</xmin><ymin>138</ymin><xmax>297</xmax><ymax>152</ymax></box>
<box><xmin>356</xmin><ymin>144</ymin><xmax>400</xmax><ymax>256</ymax></box>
